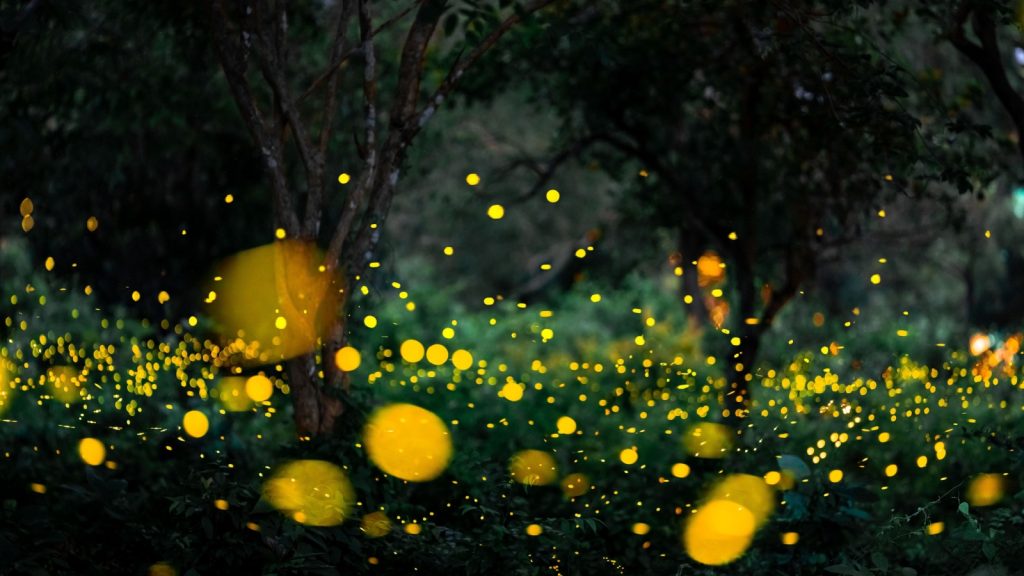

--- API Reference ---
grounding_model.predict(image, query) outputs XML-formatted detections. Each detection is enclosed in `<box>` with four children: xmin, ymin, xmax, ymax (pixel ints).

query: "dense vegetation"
<box><xmin>4</xmin><ymin>0</ymin><xmax>1024</xmax><ymax>574</ymax></box>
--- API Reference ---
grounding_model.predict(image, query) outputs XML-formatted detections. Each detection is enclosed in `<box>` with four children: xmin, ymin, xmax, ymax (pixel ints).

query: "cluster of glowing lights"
<box><xmin>5</xmin><ymin>213</ymin><xmax>1024</xmax><ymax>569</ymax></box>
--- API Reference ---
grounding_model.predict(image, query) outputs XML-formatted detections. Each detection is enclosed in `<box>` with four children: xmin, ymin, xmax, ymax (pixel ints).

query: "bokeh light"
<box><xmin>966</xmin><ymin>473</ymin><xmax>1004</xmax><ymax>507</ymax></box>
<box><xmin>510</xmin><ymin>450</ymin><xmax>558</xmax><ymax>486</ymax></box>
<box><xmin>207</xmin><ymin>241</ymin><xmax>341</xmax><ymax>362</ymax></box>
<box><xmin>684</xmin><ymin>499</ymin><xmax>756</xmax><ymax>565</ymax></box>
<box><xmin>364</xmin><ymin>403</ymin><xmax>453</xmax><ymax>481</ymax></box>
<box><xmin>79</xmin><ymin>437</ymin><xmax>106</xmax><ymax>466</ymax></box>
<box><xmin>683</xmin><ymin>422</ymin><xmax>734</xmax><ymax>458</ymax></box>
<box><xmin>263</xmin><ymin>459</ymin><xmax>354</xmax><ymax>526</ymax></box>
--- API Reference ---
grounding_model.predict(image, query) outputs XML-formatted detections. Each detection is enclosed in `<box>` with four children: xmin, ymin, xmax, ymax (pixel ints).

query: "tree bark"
<box><xmin>209</xmin><ymin>0</ymin><xmax>558</xmax><ymax>438</ymax></box>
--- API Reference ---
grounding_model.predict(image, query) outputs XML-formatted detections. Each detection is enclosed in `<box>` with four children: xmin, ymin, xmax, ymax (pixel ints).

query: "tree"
<box><xmin>485</xmin><ymin>0</ymin><xmax>976</xmax><ymax>418</ymax></box>
<box><xmin>944</xmin><ymin>0</ymin><xmax>1024</xmax><ymax>166</ymax></box>
<box><xmin>1</xmin><ymin>0</ymin><xmax>267</xmax><ymax>311</ymax></box>
<box><xmin>206</xmin><ymin>0</ymin><xmax>558</xmax><ymax>436</ymax></box>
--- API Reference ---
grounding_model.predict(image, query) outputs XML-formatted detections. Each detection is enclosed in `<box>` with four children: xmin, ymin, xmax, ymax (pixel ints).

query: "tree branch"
<box><xmin>210</xmin><ymin>0</ymin><xmax>300</xmax><ymax>233</ymax></box>
<box><xmin>416</xmin><ymin>0</ymin><xmax>560</xmax><ymax>129</ymax></box>
<box><xmin>298</xmin><ymin>0</ymin><xmax>420</xmax><ymax>104</ymax></box>
<box><xmin>503</xmin><ymin>133</ymin><xmax>602</xmax><ymax>205</ymax></box>
<box><xmin>306</xmin><ymin>0</ymin><xmax>357</xmax><ymax>237</ymax></box>
<box><xmin>949</xmin><ymin>2</ymin><xmax>1024</xmax><ymax>164</ymax></box>
<box><xmin>250</xmin><ymin>18</ymin><xmax>323</xmax><ymax>226</ymax></box>
<box><xmin>324</xmin><ymin>0</ymin><xmax>382</xmax><ymax>268</ymax></box>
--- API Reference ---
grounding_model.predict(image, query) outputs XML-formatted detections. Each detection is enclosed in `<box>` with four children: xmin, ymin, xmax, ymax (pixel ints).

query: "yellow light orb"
<box><xmin>696</xmin><ymin>251</ymin><xmax>725</xmax><ymax>286</ymax></box>
<box><xmin>556</xmin><ymin>416</ymin><xmax>577</xmax><ymax>435</ymax></box>
<box><xmin>781</xmin><ymin>531</ymin><xmax>800</xmax><ymax>545</ymax></box>
<box><xmin>466</xmin><ymin>173</ymin><xmax>480</xmax><ymax>186</ymax></box>
<box><xmin>79</xmin><ymin>437</ymin><xmax>106</xmax><ymax>466</ymax></box>
<box><xmin>545</xmin><ymin>189</ymin><xmax>560</xmax><ymax>203</ymax></box>
<box><xmin>706</xmin><ymin>474</ymin><xmax>775</xmax><ymax>528</ymax></box>
<box><xmin>335</xmin><ymin>346</ymin><xmax>361</xmax><ymax>372</ymax></box>
<box><xmin>967</xmin><ymin>473</ymin><xmax>1004</xmax><ymax>507</ymax></box>
<box><xmin>425</xmin><ymin>344</ymin><xmax>449</xmax><ymax>366</ymax></box>
<box><xmin>451</xmin><ymin>349</ymin><xmax>474</xmax><ymax>371</ymax></box>
<box><xmin>683</xmin><ymin>422</ymin><xmax>734</xmax><ymax>458</ymax></box>
<box><xmin>763</xmin><ymin>471</ymin><xmax>781</xmax><ymax>486</ymax></box>
<box><xmin>361</xmin><ymin>511</ymin><xmax>392</xmax><ymax>538</ymax></box>
<box><xmin>632</xmin><ymin>522</ymin><xmax>651</xmax><ymax>535</ymax></box>
<box><xmin>510</xmin><ymin>450</ymin><xmax>558</xmax><ymax>486</ymax></box>
<box><xmin>671</xmin><ymin>462</ymin><xmax>691</xmax><ymax>479</ymax></box>
<box><xmin>560</xmin><ymin>472</ymin><xmax>591</xmax><ymax>497</ymax></box>
<box><xmin>619</xmin><ymin>447</ymin><xmax>639</xmax><ymax>465</ymax></box>
<box><xmin>684</xmin><ymin>500</ymin><xmax>756</xmax><ymax>566</ymax></box>
<box><xmin>525</xmin><ymin>523</ymin><xmax>543</xmax><ymax>536</ymax></box>
<box><xmin>399</xmin><ymin>339</ymin><xmax>425</xmax><ymax>363</ymax></box>
<box><xmin>364</xmin><ymin>403</ymin><xmax>452</xmax><ymax>481</ymax></box>
<box><xmin>183</xmin><ymin>410</ymin><xmax>210</xmax><ymax>438</ymax></box>
<box><xmin>970</xmin><ymin>333</ymin><xmax>992</xmax><ymax>356</ymax></box>
<box><xmin>264</xmin><ymin>459</ymin><xmax>354</xmax><ymax>527</ymax></box>
<box><xmin>245</xmin><ymin>374</ymin><xmax>273</xmax><ymax>402</ymax></box>
<box><xmin>207</xmin><ymin>241</ymin><xmax>342</xmax><ymax>362</ymax></box>
<box><xmin>487</xmin><ymin>204</ymin><xmax>505</xmax><ymax>220</ymax></box>
<box><xmin>215</xmin><ymin>376</ymin><xmax>253</xmax><ymax>412</ymax></box>
<box><xmin>500</xmin><ymin>382</ymin><xmax>524</xmax><ymax>402</ymax></box>
<box><xmin>828</xmin><ymin>469</ymin><xmax>844</xmax><ymax>483</ymax></box>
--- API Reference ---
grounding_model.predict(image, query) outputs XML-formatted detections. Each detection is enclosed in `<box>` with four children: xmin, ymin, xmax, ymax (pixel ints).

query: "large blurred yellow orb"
<box><xmin>245</xmin><ymin>374</ymin><xmax>273</xmax><ymax>402</ymax></box>
<box><xmin>215</xmin><ymin>377</ymin><xmax>252</xmax><ymax>412</ymax></box>
<box><xmin>264</xmin><ymin>459</ymin><xmax>355</xmax><ymax>526</ymax></box>
<box><xmin>361</xmin><ymin>511</ymin><xmax>392</xmax><ymax>538</ymax></box>
<box><xmin>207</xmin><ymin>241</ymin><xmax>341</xmax><ymax>362</ymax></box>
<box><xmin>561</xmin><ymin>472</ymin><xmax>591</xmax><ymax>497</ymax></box>
<box><xmin>967</xmin><ymin>473</ymin><xmax>1004</xmax><ymax>507</ymax></box>
<box><xmin>684</xmin><ymin>499</ymin><xmax>756</xmax><ymax>565</ymax></box>
<box><xmin>451</xmin><ymin>349</ymin><xmax>474</xmax><ymax>370</ymax></box>
<box><xmin>683</xmin><ymin>422</ymin><xmax>734</xmax><ymax>458</ymax></box>
<box><xmin>183</xmin><ymin>410</ymin><xmax>210</xmax><ymax>438</ymax></box>
<box><xmin>400</xmin><ymin>339</ymin><xmax>425</xmax><ymax>363</ymax></box>
<box><xmin>79</xmin><ymin>437</ymin><xmax>106</xmax><ymax>466</ymax></box>
<box><xmin>335</xmin><ymin>346</ymin><xmax>361</xmax><ymax>372</ymax></box>
<box><xmin>364</xmin><ymin>403</ymin><xmax>452</xmax><ymax>481</ymax></box>
<box><xmin>425</xmin><ymin>344</ymin><xmax>449</xmax><ymax>365</ymax></box>
<box><xmin>510</xmin><ymin>450</ymin><xmax>558</xmax><ymax>486</ymax></box>
<box><xmin>556</xmin><ymin>416</ymin><xmax>577</xmax><ymax>435</ymax></box>
<box><xmin>706</xmin><ymin>474</ymin><xmax>775</xmax><ymax>527</ymax></box>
